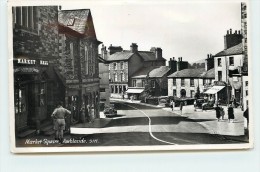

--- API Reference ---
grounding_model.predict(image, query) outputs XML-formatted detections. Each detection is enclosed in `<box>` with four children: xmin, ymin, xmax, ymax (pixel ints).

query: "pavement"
<box><xmin>71</xmin><ymin>98</ymin><xmax>248</xmax><ymax>142</ymax></box>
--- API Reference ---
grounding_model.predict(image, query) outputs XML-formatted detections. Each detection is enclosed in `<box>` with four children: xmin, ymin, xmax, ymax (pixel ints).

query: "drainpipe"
<box><xmin>225</xmin><ymin>56</ymin><xmax>230</xmax><ymax>106</ymax></box>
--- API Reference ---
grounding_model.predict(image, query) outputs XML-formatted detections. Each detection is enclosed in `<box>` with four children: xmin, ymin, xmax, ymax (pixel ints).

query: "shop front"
<box><xmin>204</xmin><ymin>81</ymin><xmax>229</xmax><ymax>105</ymax></box>
<box><xmin>14</xmin><ymin>57</ymin><xmax>65</xmax><ymax>133</ymax></box>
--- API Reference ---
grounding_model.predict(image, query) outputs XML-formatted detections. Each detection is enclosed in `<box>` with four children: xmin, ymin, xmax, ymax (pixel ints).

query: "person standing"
<box><xmin>228</xmin><ymin>104</ymin><xmax>235</xmax><ymax>123</ymax></box>
<box><xmin>170</xmin><ymin>100</ymin><xmax>175</xmax><ymax>111</ymax></box>
<box><xmin>51</xmin><ymin>102</ymin><xmax>71</xmax><ymax>143</ymax></box>
<box><xmin>215</xmin><ymin>104</ymin><xmax>221</xmax><ymax>121</ymax></box>
<box><xmin>180</xmin><ymin>101</ymin><xmax>184</xmax><ymax>115</ymax></box>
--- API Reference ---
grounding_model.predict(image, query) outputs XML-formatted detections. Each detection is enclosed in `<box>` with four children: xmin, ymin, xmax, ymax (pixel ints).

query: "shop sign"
<box><xmin>15</xmin><ymin>58</ymin><xmax>49</xmax><ymax>66</ymax></box>
<box><xmin>14</xmin><ymin>67</ymin><xmax>39</xmax><ymax>74</ymax></box>
<box><xmin>213</xmin><ymin>81</ymin><xmax>226</xmax><ymax>86</ymax></box>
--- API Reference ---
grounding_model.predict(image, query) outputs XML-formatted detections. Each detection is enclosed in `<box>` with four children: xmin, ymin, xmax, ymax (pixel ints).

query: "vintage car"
<box><xmin>194</xmin><ymin>99</ymin><xmax>206</xmax><ymax>110</ymax></box>
<box><xmin>103</xmin><ymin>104</ymin><xmax>117</xmax><ymax>117</ymax></box>
<box><xmin>202</xmin><ymin>101</ymin><xmax>215</xmax><ymax>110</ymax></box>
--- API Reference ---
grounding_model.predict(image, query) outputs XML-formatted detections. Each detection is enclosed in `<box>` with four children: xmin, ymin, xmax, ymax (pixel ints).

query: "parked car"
<box><xmin>202</xmin><ymin>101</ymin><xmax>215</xmax><ymax>110</ymax></box>
<box><xmin>194</xmin><ymin>99</ymin><xmax>206</xmax><ymax>110</ymax></box>
<box><xmin>104</xmin><ymin>104</ymin><xmax>117</xmax><ymax>117</ymax></box>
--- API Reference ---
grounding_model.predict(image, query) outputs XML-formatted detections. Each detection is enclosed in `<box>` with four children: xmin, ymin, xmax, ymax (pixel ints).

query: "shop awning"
<box><xmin>126</xmin><ymin>88</ymin><xmax>144</xmax><ymax>94</ymax></box>
<box><xmin>204</xmin><ymin>86</ymin><xmax>225</xmax><ymax>94</ymax></box>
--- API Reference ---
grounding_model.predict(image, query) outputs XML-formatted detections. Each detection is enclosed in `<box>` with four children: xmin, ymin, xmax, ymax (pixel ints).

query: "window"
<box><xmin>120</xmin><ymin>62</ymin><xmax>124</xmax><ymax>69</ymax></box>
<box><xmin>120</xmin><ymin>73</ymin><xmax>123</xmax><ymax>82</ymax></box>
<box><xmin>113</xmin><ymin>73</ymin><xmax>116</xmax><ymax>82</ymax></box>
<box><xmin>218</xmin><ymin>58</ymin><xmax>222</xmax><ymax>67</ymax></box>
<box><xmin>13</xmin><ymin>6</ymin><xmax>37</xmax><ymax>30</ymax></box>
<box><xmin>113</xmin><ymin>63</ymin><xmax>117</xmax><ymax>70</ymax></box>
<box><xmin>133</xmin><ymin>80</ymin><xmax>136</xmax><ymax>87</ymax></box>
<box><xmin>118</xmin><ymin>85</ymin><xmax>122</xmax><ymax>94</ymax></box>
<box><xmin>246</xmin><ymin>90</ymin><xmax>248</xmax><ymax>96</ymax></box>
<box><xmin>84</xmin><ymin>45</ymin><xmax>88</xmax><ymax>74</ymax></box>
<box><xmin>229</xmin><ymin>57</ymin><xmax>234</xmax><ymax>66</ymax></box>
<box><xmin>100</xmin><ymin>88</ymin><xmax>106</xmax><ymax>92</ymax></box>
<box><xmin>218</xmin><ymin>71</ymin><xmax>222</xmax><ymax>81</ymax></box>
<box><xmin>108</xmin><ymin>73</ymin><xmax>111</xmax><ymax>80</ymax></box>
<box><xmin>142</xmin><ymin>80</ymin><xmax>145</xmax><ymax>87</ymax></box>
<box><xmin>173</xmin><ymin>79</ymin><xmax>176</xmax><ymax>86</ymax></box>
<box><xmin>181</xmin><ymin>79</ymin><xmax>185</xmax><ymax>86</ymax></box>
<box><xmin>245</xmin><ymin>81</ymin><xmax>248</xmax><ymax>87</ymax></box>
<box><xmin>70</xmin><ymin>43</ymin><xmax>75</xmax><ymax>73</ymax></box>
<box><xmin>152</xmin><ymin>80</ymin><xmax>156</xmax><ymax>88</ymax></box>
<box><xmin>190</xmin><ymin>79</ymin><xmax>194</xmax><ymax>87</ymax></box>
<box><xmin>191</xmin><ymin>90</ymin><xmax>195</xmax><ymax>98</ymax></box>
<box><xmin>203</xmin><ymin>79</ymin><xmax>206</xmax><ymax>85</ymax></box>
<box><xmin>67</xmin><ymin>18</ymin><xmax>75</xmax><ymax>26</ymax></box>
<box><xmin>173</xmin><ymin>89</ymin><xmax>177</xmax><ymax>96</ymax></box>
<box><xmin>209</xmin><ymin>79</ymin><xmax>212</xmax><ymax>85</ymax></box>
<box><xmin>111</xmin><ymin>86</ymin><xmax>114</xmax><ymax>93</ymax></box>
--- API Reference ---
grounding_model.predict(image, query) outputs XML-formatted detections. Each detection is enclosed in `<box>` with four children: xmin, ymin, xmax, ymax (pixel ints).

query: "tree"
<box><xmin>195</xmin><ymin>86</ymin><xmax>200</xmax><ymax>99</ymax></box>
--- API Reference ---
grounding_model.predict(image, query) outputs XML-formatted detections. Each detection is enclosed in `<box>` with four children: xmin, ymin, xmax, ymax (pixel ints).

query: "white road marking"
<box><xmin>125</xmin><ymin>104</ymin><xmax>177</xmax><ymax>145</ymax></box>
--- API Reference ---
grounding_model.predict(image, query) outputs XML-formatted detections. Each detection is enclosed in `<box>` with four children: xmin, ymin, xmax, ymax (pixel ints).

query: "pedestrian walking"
<box><xmin>51</xmin><ymin>101</ymin><xmax>71</xmax><ymax>143</ymax></box>
<box><xmin>227</xmin><ymin>104</ymin><xmax>235</xmax><ymax>123</ymax></box>
<box><xmin>180</xmin><ymin>101</ymin><xmax>184</xmax><ymax>115</ymax></box>
<box><xmin>215</xmin><ymin>104</ymin><xmax>221</xmax><ymax>121</ymax></box>
<box><xmin>243</xmin><ymin>107</ymin><xmax>249</xmax><ymax>133</ymax></box>
<box><xmin>170</xmin><ymin>100</ymin><xmax>175</xmax><ymax>111</ymax></box>
<box><xmin>220</xmin><ymin>106</ymin><xmax>225</xmax><ymax>120</ymax></box>
<box><xmin>80</xmin><ymin>106</ymin><xmax>86</xmax><ymax>123</ymax></box>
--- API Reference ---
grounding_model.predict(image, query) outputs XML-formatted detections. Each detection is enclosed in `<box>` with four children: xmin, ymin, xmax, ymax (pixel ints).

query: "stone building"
<box><xmin>58</xmin><ymin>9</ymin><xmax>102</xmax><ymax>121</ymax></box>
<box><xmin>12</xmin><ymin>6</ymin><xmax>62</xmax><ymax>133</ymax></box>
<box><xmin>99</xmin><ymin>56</ymin><xmax>110</xmax><ymax>106</ymax></box>
<box><xmin>101</xmin><ymin>43</ymin><xmax>166</xmax><ymax>99</ymax></box>
<box><xmin>12</xmin><ymin>6</ymin><xmax>101</xmax><ymax>134</ymax></box>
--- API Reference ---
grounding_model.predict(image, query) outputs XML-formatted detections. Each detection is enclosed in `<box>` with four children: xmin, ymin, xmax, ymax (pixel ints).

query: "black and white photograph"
<box><xmin>9</xmin><ymin>0</ymin><xmax>252</xmax><ymax>153</ymax></box>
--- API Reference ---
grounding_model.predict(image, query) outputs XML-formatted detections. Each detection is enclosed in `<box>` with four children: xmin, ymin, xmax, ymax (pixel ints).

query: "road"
<box><xmin>66</xmin><ymin>101</ymin><xmax>241</xmax><ymax>146</ymax></box>
<box><xmin>16</xmin><ymin>101</ymin><xmax>242</xmax><ymax>147</ymax></box>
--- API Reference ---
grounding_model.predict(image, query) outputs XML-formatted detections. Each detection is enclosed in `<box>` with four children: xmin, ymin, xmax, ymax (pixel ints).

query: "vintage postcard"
<box><xmin>8</xmin><ymin>0</ymin><xmax>253</xmax><ymax>153</ymax></box>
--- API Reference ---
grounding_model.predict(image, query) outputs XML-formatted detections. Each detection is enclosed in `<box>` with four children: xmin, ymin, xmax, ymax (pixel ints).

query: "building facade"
<box><xmin>58</xmin><ymin>9</ymin><xmax>101</xmax><ymax>121</ymax></box>
<box><xmin>99</xmin><ymin>56</ymin><xmax>110</xmax><ymax>106</ymax></box>
<box><xmin>12</xmin><ymin>6</ymin><xmax>62</xmax><ymax>133</ymax></box>
<box><xmin>213</xmin><ymin>29</ymin><xmax>243</xmax><ymax>105</ymax></box>
<box><xmin>241</xmin><ymin>2</ymin><xmax>249</xmax><ymax>109</ymax></box>
<box><xmin>101</xmin><ymin>43</ymin><xmax>166</xmax><ymax>99</ymax></box>
<box><xmin>12</xmin><ymin>6</ymin><xmax>101</xmax><ymax>134</ymax></box>
<box><xmin>168</xmin><ymin>68</ymin><xmax>215</xmax><ymax>98</ymax></box>
<box><xmin>129</xmin><ymin>66</ymin><xmax>171</xmax><ymax>99</ymax></box>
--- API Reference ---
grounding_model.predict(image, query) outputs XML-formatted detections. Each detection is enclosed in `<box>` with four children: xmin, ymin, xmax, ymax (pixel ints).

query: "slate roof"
<box><xmin>168</xmin><ymin>68</ymin><xmax>206</xmax><ymax>78</ymax></box>
<box><xmin>201</xmin><ymin>68</ymin><xmax>215</xmax><ymax>78</ymax></box>
<box><xmin>214</xmin><ymin>43</ymin><xmax>243</xmax><ymax>57</ymax></box>
<box><xmin>149</xmin><ymin>66</ymin><xmax>170</xmax><ymax>78</ymax></box>
<box><xmin>131</xmin><ymin>66</ymin><xmax>156</xmax><ymax>78</ymax></box>
<box><xmin>58</xmin><ymin>9</ymin><xmax>90</xmax><ymax>34</ymax></box>
<box><xmin>106</xmin><ymin>51</ymin><xmax>134</xmax><ymax>61</ymax></box>
<box><xmin>139</xmin><ymin>51</ymin><xmax>166</xmax><ymax>61</ymax></box>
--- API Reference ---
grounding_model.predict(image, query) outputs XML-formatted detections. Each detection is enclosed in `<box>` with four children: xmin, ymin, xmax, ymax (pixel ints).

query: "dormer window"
<box><xmin>67</xmin><ymin>18</ymin><xmax>75</xmax><ymax>26</ymax></box>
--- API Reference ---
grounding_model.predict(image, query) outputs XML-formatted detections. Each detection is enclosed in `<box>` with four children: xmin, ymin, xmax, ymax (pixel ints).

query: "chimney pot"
<box><xmin>227</xmin><ymin>30</ymin><xmax>229</xmax><ymax>35</ymax></box>
<box><xmin>230</xmin><ymin>28</ymin><xmax>232</xmax><ymax>34</ymax></box>
<box><xmin>238</xmin><ymin>30</ymin><xmax>241</xmax><ymax>34</ymax></box>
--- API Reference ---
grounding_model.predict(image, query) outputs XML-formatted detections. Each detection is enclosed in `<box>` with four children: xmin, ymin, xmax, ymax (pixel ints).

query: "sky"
<box><xmin>63</xmin><ymin>1</ymin><xmax>242</xmax><ymax>63</ymax></box>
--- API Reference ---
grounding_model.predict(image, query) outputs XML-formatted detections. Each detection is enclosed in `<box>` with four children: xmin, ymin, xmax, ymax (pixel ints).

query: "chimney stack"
<box><xmin>130</xmin><ymin>43</ymin><xmax>138</xmax><ymax>53</ymax></box>
<box><xmin>101</xmin><ymin>44</ymin><xmax>107</xmax><ymax>60</ymax></box>
<box><xmin>205</xmin><ymin>53</ymin><xmax>214</xmax><ymax>71</ymax></box>
<box><xmin>155</xmin><ymin>48</ymin><xmax>162</xmax><ymax>59</ymax></box>
<box><xmin>224</xmin><ymin>28</ymin><xmax>242</xmax><ymax>50</ymax></box>
<box><xmin>108</xmin><ymin>44</ymin><xmax>123</xmax><ymax>55</ymax></box>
